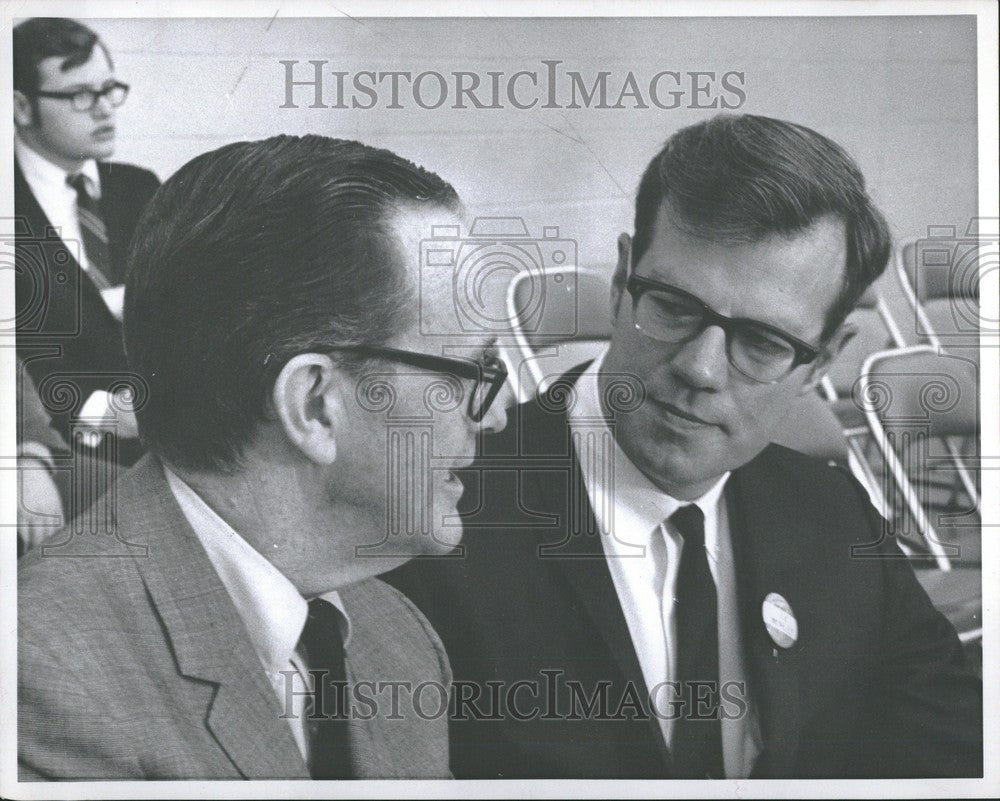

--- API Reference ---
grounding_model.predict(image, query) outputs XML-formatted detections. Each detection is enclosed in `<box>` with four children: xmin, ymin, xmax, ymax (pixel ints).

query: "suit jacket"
<box><xmin>388</xmin><ymin>366</ymin><xmax>983</xmax><ymax>779</ymax></box>
<box><xmin>19</xmin><ymin>456</ymin><xmax>452</xmax><ymax>779</ymax></box>
<box><xmin>14</xmin><ymin>158</ymin><xmax>160</xmax><ymax>452</ymax></box>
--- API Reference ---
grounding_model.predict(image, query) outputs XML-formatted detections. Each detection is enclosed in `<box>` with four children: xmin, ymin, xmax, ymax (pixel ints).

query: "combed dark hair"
<box><xmin>13</xmin><ymin>18</ymin><xmax>112</xmax><ymax>95</ymax></box>
<box><xmin>632</xmin><ymin>114</ymin><xmax>892</xmax><ymax>339</ymax></box>
<box><xmin>124</xmin><ymin>135</ymin><xmax>462</xmax><ymax>472</ymax></box>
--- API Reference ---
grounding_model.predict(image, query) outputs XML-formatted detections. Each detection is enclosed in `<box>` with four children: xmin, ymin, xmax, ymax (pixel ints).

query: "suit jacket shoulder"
<box><xmin>97</xmin><ymin>160</ymin><xmax>161</xmax><ymax>212</ymax></box>
<box><xmin>19</xmin><ymin>458</ymin><xmax>450</xmax><ymax>779</ymax></box>
<box><xmin>338</xmin><ymin>577</ymin><xmax>452</xmax><ymax>778</ymax></box>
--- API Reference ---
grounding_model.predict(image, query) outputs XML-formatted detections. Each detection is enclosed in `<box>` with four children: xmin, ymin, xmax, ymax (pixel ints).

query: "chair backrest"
<box><xmin>859</xmin><ymin>349</ymin><xmax>978</xmax><ymax>440</ymax></box>
<box><xmin>897</xmin><ymin>238</ymin><xmax>981</xmax><ymax>349</ymax></box>
<box><xmin>509</xmin><ymin>266</ymin><xmax>613</xmax><ymax>350</ymax></box>
<box><xmin>900</xmin><ymin>238</ymin><xmax>980</xmax><ymax>304</ymax></box>
<box><xmin>507</xmin><ymin>267</ymin><xmax>614</xmax><ymax>395</ymax></box>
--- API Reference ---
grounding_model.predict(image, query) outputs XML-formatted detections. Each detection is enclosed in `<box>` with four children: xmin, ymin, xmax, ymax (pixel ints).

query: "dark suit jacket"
<box><xmin>19</xmin><ymin>456</ymin><xmax>452</xmax><ymax>779</ymax></box>
<box><xmin>14</xmin><ymin>158</ymin><xmax>160</xmax><ymax>451</ymax></box>
<box><xmin>388</xmin><ymin>367</ymin><xmax>983</xmax><ymax>779</ymax></box>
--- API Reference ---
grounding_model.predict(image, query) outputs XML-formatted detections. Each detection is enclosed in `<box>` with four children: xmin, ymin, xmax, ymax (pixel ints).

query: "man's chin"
<box><xmin>420</xmin><ymin>525</ymin><xmax>465</xmax><ymax>556</ymax></box>
<box><xmin>633</xmin><ymin>448</ymin><xmax>728</xmax><ymax>499</ymax></box>
<box><xmin>417</xmin><ymin>500</ymin><xmax>465</xmax><ymax>555</ymax></box>
<box><xmin>86</xmin><ymin>141</ymin><xmax>115</xmax><ymax>160</ymax></box>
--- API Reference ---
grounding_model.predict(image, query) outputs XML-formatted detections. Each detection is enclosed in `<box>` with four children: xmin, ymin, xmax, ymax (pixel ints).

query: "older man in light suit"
<box><xmin>18</xmin><ymin>135</ymin><xmax>508</xmax><ymax>779</ymax></box>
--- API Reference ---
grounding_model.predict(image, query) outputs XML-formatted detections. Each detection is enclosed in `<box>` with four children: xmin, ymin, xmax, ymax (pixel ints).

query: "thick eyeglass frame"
<box><xmin>30</xmin><ymin>80</ymin><xmax>130</xmax><ymax>112</ymax></box>
<box><xmin>625</xmin><ymin>268</ymin><xmax>824</xmax><ymax>384</ymax></box>
<box><xmin>327</xmin><ymin>345</ymin><xmax>508</xmax><ymax>422</ymax></box>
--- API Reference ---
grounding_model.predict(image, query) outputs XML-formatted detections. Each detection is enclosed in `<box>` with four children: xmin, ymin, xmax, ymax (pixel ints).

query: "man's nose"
<box><xmin>91</xmin><ymin>94</ymin><xmax>114</xmax><ymax>117</ymax></box>
<box><xmin>668</xmin><ymin>325</ymin><xmax>730</xmax><ymax>391</ymax></box>
<box><xmin>477</xmin><ymin>381</ymin><xmax>512</xmax><ymax>434</ymax></box>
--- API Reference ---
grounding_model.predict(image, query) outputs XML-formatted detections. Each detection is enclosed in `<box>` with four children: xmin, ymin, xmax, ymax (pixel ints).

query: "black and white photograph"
<box><xmin>1</xmin><ymin>1</ymin><xmax>997</xmax><ymax>797</ymax></box>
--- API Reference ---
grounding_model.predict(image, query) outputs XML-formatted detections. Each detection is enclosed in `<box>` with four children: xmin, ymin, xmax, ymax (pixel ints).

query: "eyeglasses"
<box><xmin>328</xmin><ymin>345</ymin><xmax>508</xmax><ymax>422</ymax></box>
<box><xmin>625</xmin><ymin>270</ymin><xmax>823</xmax><ymax>384</ymax></box>
<box><xmin>31</xmin><ymin>81</ymin><xmax>129</xmax><ymax>112</ymax></box>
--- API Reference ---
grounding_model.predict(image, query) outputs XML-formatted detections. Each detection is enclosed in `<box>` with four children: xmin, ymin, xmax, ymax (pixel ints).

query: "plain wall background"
<box><xmin>86</xmin><ymin>15</ymin><xmax>978</xmax><ymax>379</ymax></box>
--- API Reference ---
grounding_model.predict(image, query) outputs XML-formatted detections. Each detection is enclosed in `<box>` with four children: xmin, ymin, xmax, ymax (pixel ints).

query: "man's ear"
<box><xmin>610</xmin><ymin>232</ymin><xmax>631</xmax><ymax>323</ymax></box>
<box><xmin>13</xmin><ymin>90</ymin><xmax>34</xmax><ymax>128</ymax></box>
<box><xmin>272</xmin><ymin>354</ymin><xmax>343</xmax><ymax>465</ymax></box>
<box><xmin>800</xmin><ymin>322</ymin><xmax>857</xmax><ymax>394</ymax></box>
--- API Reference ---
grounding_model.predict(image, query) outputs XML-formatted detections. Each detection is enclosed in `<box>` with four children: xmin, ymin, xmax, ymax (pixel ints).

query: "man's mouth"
<box><xmin>93</xmin><ymin>125</ymin><xmax>115</xmax><ymax>139</ymax></box>
<box><xmin>649</xmin><ymin>397</ymin><xmax>716</xmax><ymax>429</ymax></box>
<box><xmin>445</xmin><ymin>458</ymin><xmax>474</xmax><ymax>486</ymax></box>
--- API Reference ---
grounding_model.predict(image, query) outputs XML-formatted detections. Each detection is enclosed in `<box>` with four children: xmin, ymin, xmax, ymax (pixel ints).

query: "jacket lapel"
<box><xmin>521</xmin><ymin>378</ymin><xmax>672</xmax><ymax>768</ymax></box>
<box><xmin>15</xmin><ymin>158</ymin><xmax>108</xmax><ymax>329</ymax></box>
<box><xmin>14</xmin><ymin>160</ymin><xmax>51</xmax><ymax>236</ymax></box>
<box><xmin>726</xmin><ymin>452</ymin><xmax>805</xmax><ymax>778</ymax></box>
<box><xmin>96</xmin><ymin>161</ymin><xmax>127</xmax><ymax>284</ymax></box>
<box><xmin>121</xmin><ymin>457</ymin><xmax>310</xmax><ymax>778</ymax></box>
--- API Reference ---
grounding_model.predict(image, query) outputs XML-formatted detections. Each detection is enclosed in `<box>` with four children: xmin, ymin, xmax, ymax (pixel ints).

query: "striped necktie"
<box><xmin>67</xmin><ymin>173</ymin><xmax>114</xmax><ymax>291</ymax></box>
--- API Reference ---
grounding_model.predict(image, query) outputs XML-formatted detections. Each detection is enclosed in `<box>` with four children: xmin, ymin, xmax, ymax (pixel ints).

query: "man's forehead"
<box><xmin>391</xmin><ymin>204</ymin><xmax>463</xmax><ymax>258</ymax></box>
<box><xmin>38</xmin><ymin>48</ymin><xmax>113</xmax><ymax>88</ymax></box>
<box><xmin>389</xmin><ymin>205</ymin><xmax>495</xmax><ymax>352</ymax></box>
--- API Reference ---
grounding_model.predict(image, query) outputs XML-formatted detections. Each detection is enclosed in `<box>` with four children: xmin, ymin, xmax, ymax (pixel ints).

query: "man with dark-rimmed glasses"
<box><xmin>13</xmin><ymin>18</ymin><xmax>161</xmax><ymax>551</ymax></box>
<box><xmin>19</xmin><ymin>134</ymin><xmax>508</xmax><ymax>779</ymax></box>
<box><xmin>389</xmin><ymin>113</ymin><xmax>982</xmax><ymax>780</ymax></box>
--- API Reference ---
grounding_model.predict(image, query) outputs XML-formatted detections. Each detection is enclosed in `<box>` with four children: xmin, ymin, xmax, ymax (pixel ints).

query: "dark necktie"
<box><xmin>670</xmin><ymin>504</ymin><xmax>724</xmax><ymax>779</ymax></box>
<box><xmin>298</xmin><ymin>598</ymin><xmax>354</xmax><ymax>779</ymax></box>
<box><xmin>67</xmin><ymin>173</ymin><xmax>114</xmax><ymax>290</ymax></box>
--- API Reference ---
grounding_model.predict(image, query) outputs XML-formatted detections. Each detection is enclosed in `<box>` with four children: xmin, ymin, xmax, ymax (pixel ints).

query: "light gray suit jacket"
<box><xmin>18</xmin><ymin>456</ymin><xmax>452</xmax><ymax>779</ymax></box>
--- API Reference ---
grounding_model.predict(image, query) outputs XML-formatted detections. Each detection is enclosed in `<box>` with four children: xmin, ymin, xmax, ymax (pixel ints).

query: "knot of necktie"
<box><xmin>670</xmin><ymin>503</ymin><xmax>705</xmax><ymax>546</ymax></box>
<box><xmin>67</xmin><ymin>172</ymin><xmax>91</xmax><ymax>199</ymax></box>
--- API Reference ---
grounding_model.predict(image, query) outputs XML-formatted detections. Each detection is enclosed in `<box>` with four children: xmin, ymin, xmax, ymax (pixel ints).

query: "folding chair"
<box><xmin>505</xmin><ymin>266</ymin><xmax>613</xmax><ymax>401</ymax></box>
<box><xmin>895</xmin><ymin>237</ymin><xmax>982</xmax><ymax>511</ymax></box>
<box><xmin>857</xmin><ymin>345</ymin><xmax>979</xmax><ymax>572</ymax></box>
<box><xmin>818</xmin><ymin>284</ymin><xmax>910</xmax><ymax>522</ymax></box>
<box><xmin>896</xmin><ymin>234</ymin><xmax>982</xmax><ymax>352</ymax></box>
<box><xmin>857</xmin><ymin>344</ymin><xmax>982</xmax><ymax>651</ymax></box>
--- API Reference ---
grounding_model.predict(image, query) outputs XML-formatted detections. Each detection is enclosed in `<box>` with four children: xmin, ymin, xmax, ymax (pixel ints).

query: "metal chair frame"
<box><xmin>856</xmin><ymin>343</ymin><xmax>986</xmax><ymax>572</ymax></box>
<box><xmin>893</xmin><ymin>241</ymin><xmax>980</xmax><ymax>512</ymax></box>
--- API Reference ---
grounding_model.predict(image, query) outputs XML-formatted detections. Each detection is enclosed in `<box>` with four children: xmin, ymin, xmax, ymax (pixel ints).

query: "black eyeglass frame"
<box><xmin>327</xmin><ymin>345</ymin><xmax>508</xmax><ymax>422</ymax></box>
<box><xmin>30</xmin><ymin>80</ymin><xmax>130</xmax><ymax>112</ymax></box>
<box><xmin>625</xmin><ymin>270</ymin><xmax>824</xmax><ymax>384</ymax></box>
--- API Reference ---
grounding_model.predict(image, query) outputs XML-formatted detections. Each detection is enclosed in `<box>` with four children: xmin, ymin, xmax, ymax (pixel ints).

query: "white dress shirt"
<box><xmin>567</xmin><ymin>349</ymin><xmax>762</xmax><ymax>778</ymax></box>
<box><xmin>15</xmin><ymin>136</ymin><xmax>102</xmax><ymax>272</ymax></box>
<box><xmin>164</xmin><ymin>467</ymin><xmax>352</xmax><ymax>762</ymax></box>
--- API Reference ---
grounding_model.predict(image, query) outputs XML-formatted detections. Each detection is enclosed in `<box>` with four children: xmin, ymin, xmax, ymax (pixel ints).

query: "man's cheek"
<box><xmin>746</xmin><ymin>391</ymin><xmax>794</xmax><ymax>434</ymax></box>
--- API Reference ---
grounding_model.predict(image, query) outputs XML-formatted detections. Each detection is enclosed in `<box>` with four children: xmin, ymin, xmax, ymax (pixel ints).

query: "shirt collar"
<box><xmin>15</xmin><ymin>135</ymin><xmax>102</xmax><ymax>198</ymax></box>
<box><xmin>567</xmin><ymin>348</ymin><xmax>730</xmax><ymax>554</ymax></box>
<box><xmin>163</xmin><ymin>467</ymin><xmax>352</xmax><ymax>674</ymax></box>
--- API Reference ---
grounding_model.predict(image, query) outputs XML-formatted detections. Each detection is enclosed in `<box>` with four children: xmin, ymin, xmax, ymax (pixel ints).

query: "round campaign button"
<box><xmin>762</xmin><ymin>592</ymin><xmax>798</xmax><ymax>649</ymax></box>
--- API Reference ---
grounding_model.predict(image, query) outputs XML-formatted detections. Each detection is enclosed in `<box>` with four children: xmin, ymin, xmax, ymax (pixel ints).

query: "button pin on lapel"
<box><xmin>762</xmin><ymin>592</ymin><xmax>798</xmax><ymax>650</ymax></box>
